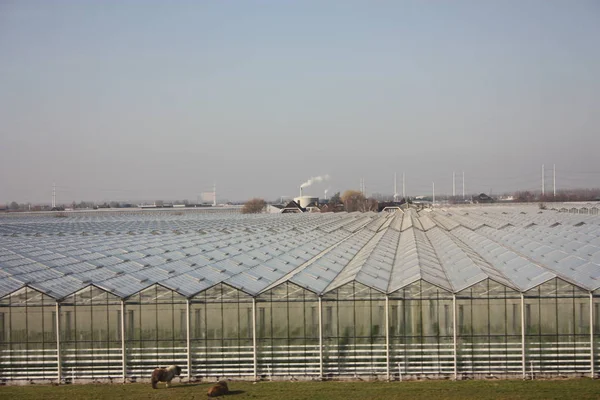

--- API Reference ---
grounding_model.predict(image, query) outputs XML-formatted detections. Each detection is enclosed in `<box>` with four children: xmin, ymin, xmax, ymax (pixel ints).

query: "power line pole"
<box><xmin>452</xmin><ymin>171</ymin><xmax>455</xmax><ymax>197</ymax></box>
<box><xmin>394</xmin><ymin>172</ymin><xmax>398</xmax><ymax>202</ymax></box>
<box><xmin>213</xmin><ymin>182</ymin><xmax>217</xmax><ymax>206</ymax></box>
<box><xmin>432</xmin><ymin>182</ymin><xmax>435</xmax><ymax>207</ymax></box>
<box><xmin>462</xmin><ymin>171</ymin><xmax>465</xmax><ymax>200</ymax></box>
<box><xmin>52</xmin><ymin>183</ymin><xmax>56</xmax><ymax>208</ymax></box>
<box><xmin>553</xmin><ymin>164</ymin><xmax>556</xmax><ymax>197</ymax></box>
<box><xmin>541</xmin><ymin>164</ymin><xmax>545</xmax><ymax>196</ymax></box>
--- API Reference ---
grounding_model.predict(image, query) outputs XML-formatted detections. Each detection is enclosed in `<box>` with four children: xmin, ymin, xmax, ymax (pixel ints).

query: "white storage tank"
<box><xmin>294</xmin><ymin>196</ymin><xmax>318</xmax><ymax>208</ymax></box>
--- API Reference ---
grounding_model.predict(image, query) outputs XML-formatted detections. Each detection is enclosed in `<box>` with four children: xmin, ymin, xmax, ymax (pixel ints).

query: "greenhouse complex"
<box><xmin>1</xmin><ymin>204</ymin><xmax>600</xmax><ymax>384</ymax></box>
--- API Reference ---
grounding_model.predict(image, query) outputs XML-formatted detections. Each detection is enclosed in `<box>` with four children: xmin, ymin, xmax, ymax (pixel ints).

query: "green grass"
<box><xmin>1</xmin><ymin>379</ymin><xmax>599</xmax><ymax>400</ymax></box>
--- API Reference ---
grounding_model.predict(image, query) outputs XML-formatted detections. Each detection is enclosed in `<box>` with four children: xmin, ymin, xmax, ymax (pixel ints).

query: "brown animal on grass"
<box><xmin>151</xmin><ymin>365</ymin><xmax>182</xmax><ymax>389</ymax></box>
<box><xmin>207</xmin><ymin>380</ymin><xmax>229</xmax><ymax>397</ymax></box>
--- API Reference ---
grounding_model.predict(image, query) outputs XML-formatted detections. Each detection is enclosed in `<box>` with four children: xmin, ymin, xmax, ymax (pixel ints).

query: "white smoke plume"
<box><xmin>300</xmin><ymin>175</ymin><xmax>330</xmax><ymax>189</ymax></box>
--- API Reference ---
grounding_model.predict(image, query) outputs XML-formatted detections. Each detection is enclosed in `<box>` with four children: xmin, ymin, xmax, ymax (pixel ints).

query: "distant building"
<box><xmin>472</xmin><ymin>193</ymin><xmax>494</xmax><ymax>203</ymax></box>
<box><xmin>267</xmin><ymin>201</ymin><xmax>304</xmax><ymax>214</ymax></box>
<box><xmin>319</xmin><ymin>203</ymin><xmax>344</xmax><ymax>213</ymax></box>
<box><xmin>377</xmin><ymin>201</ymin><xmax>405</xmax><ymax>213</ymax></box>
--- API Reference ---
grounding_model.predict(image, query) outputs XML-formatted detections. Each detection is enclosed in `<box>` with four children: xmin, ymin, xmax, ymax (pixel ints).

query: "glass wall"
<box><xmin>256</xmin><ymin>282</ymin><xmax>319</xmax><ymax>377</ymax></box>
<box><xmin>524</xmin><ymin>278</ymin><xmax>590</xmax><ymax>375</ymax></box>
<box><xmin>322</xmin><ymin>282</ymin><xmax>387</xmax><ymax>377</ymax></box>
<box><xmin>60</xmin><ymin>285</ymin><xmax>122</xmax><ymax>381</ymax></box>
<box><xmin>0</xmin><ymin>278</ymin><xmax>598</xmax><ymax>382</ymax></box>
<box><xmin>125</xmin><ymin>284</ymin><xmax>187</xmax><ymax>379</ymax></box>
<box><xmin>190</xmin><ymin>283</ymin><xmax>253</xmax><ymax>378</ymax></box>
<box><xmin>389</xmin><ymin>280</ymin><xmax>453</xmax><ymax>378</ymax></box>
<box><xmin>456</xmin><ymin>279</ymin><xmax>521</xmax><ymax>376</ymax></box>
<box><xmin>0</xmin><ymin>287</ymin><xmax>57</xmax><ymax>381</ymax></box>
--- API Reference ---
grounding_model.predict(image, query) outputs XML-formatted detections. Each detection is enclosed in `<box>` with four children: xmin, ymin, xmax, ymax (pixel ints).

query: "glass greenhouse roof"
<box><xmin>1</xmin><ymin>205</ymin><xmax>600</xmax><ymax>299</ymax></box>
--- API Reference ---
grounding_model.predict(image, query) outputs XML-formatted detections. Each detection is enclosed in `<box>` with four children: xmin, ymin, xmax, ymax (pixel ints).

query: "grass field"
<box><xmin>0</xmin><ymin>379</ymin><xmax>599</xmax><ymax>400</ymax></box>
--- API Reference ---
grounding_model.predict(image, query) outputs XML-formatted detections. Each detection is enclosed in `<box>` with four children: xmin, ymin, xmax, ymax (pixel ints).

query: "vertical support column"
<box><xmin>590</xmin><ymin>292</ymin><xmax>594</xmax><ymax>379</ymax></box>
<box><xmin>318</xmin><ymin>296</ymin><xmax>323</xmax><ymax>379</ymax></box>
<box><xmin>252</xmin><ymin>298</ymin><xmax>257</xmax><ymax>381</ymax></box>
<box><xmin>385</xmin><ymin>295</ymin><xmax>390</xmax><ymax>381</ymax></box>
<box><xmin>186</xmin><ymin>298</ymin><xmax>192</xmax><ymax>382</ymax></box>
<box><xmin>55</xmin><ymin>301</ymin><xmax>61</xmax><ymax>383</ymax></box>
<box><xmin>521</xmin><ymin>293</ymin><xmax>526</xmax><ymax>379</ymax></box>
<box><xmin>452</xmin><ymin>294</ymin><xmax>457</xmax><ymax>380</ymax></box>
<box><xmin>121</xmin><ymin>299</ymin><xmax>126</xmax><ymax>382</ymax></box>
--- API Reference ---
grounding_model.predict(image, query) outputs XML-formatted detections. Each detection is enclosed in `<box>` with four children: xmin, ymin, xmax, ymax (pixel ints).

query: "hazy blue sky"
<box><xmin>1</xmin><ymin>1</ymin><xmax>599</xmax><ymax>204</ymax></box>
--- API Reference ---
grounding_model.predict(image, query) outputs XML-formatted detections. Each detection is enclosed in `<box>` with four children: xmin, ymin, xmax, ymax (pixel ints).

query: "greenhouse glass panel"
<box><xmin>456</xmin><ymin>279</ymin><xmax>521</xmax><ymax>377</ymax></box>
<box><xmin>59</xmin><ymin>285</ymin><xmax>122</xmax><ymax>381</ymax></box>
<box><xmin>190</xmin><ymin>283</ymin><xmax>253</xmax><ymax>378</ymax></box>
<box><xmin>256</xmin><ymin>282</ymin><xmax>319</xmax><ymax>377</ymax></box>
<box><xmin>322</xmin><ymin>282</ymin><xmax>386</xmax><ymax>377</ymax></box>
<box><xmin>524</xmin><ymin>278</ymin><xmax>589</xmax><ymax>376</ymax></box>
<box><xmin>125</xmin><ymin>284</ymin><xmax>187</xmax><ymax>379</ymax></box>
<box><xmin>0</xmin><ymin>287</ymin><xmax>57</xmax><ymax>382</ymax></box>
<box><xmin>388</xmin><ymin>280</ymin><xmax>453</xmax><ymax>378</ymax></box>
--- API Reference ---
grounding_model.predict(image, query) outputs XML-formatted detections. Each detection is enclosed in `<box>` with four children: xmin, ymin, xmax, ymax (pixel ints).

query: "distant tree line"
<box><xmin>515</xmin><ymin>189</ymin><xmax>600</xmax><ymax>203</ymax></box>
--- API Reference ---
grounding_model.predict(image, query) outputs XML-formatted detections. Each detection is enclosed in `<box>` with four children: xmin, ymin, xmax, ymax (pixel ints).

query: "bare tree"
<box><xmin>242</xmin><ymin>198</ymin><xmax>266</xmax><ymax>214</ymax></box>
<box><xmin>341</xmin><ymin>190</ymin><xmax>378</xmax><ymax>212</ymax></box>
<box><xmin>328</xmin><ymin>192</ymin><xmax>341</xmax><ymax>205</ymax></box>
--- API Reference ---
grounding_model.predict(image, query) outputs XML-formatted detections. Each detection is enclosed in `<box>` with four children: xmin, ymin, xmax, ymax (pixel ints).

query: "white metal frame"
<box><xmin>186</xmin><ymin>298</ymin><xmax>192</xmax><ymax>381</ymax></box>
<box><xmin>521</xmin><ymin>293</ymin><xmax>526</xmax><ymax>379</ymax></box>
<box><xmin>452</xmin><ymin>294</ymin><xmax>457</xmax><ymax>380</ymax></box>
<box><xmin>121</xmin><ymin>299</ymin><xmax>126</xmax><ymax>382</ymax></box>
<box><xmin>252</xmin><ymin>298</ymin><xmax>257</xmax><ymax>381</ymax></box>
<box><xmin>318</xmin><ymin>296</ymin><xmax>323</xmax><ymax>379</ymax></box>
<box><xmin>590</xmin><ymin>292</ymin><xmax>594</xmax><ymax>379</ymax></box>
<box><xmin>55</xmin><ymin>301</ymin><xmax>61</xmax><ymax>383</ymax></box>
<box><xmin>385</xmin><ymin>295</ymin><xmax>390</xmax><ymax>381</ymax></box>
